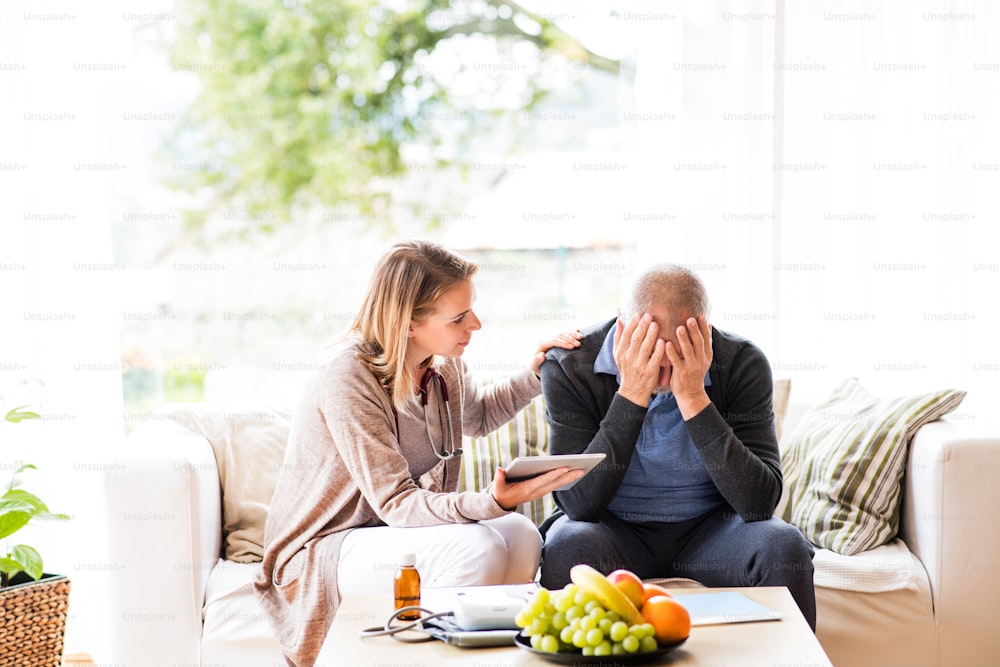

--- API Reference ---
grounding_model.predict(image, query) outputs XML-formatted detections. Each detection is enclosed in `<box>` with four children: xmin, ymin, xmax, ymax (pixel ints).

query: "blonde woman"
<box><xmin>255</xmin><ymin>240</ymin><xmax>583</xmax><ymax>666</ymax></box>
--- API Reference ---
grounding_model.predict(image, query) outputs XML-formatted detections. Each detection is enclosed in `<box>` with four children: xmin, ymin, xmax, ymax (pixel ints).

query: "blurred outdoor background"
<box><xmin>2</xmin><ymin>0</ymin><xmax>999</xmax><ymax>659</ymax></box>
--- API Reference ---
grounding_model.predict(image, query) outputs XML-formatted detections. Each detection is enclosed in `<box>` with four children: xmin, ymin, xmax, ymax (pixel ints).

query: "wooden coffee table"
<box><xmin>317</xmin><ymin>585</ymin><xmax>832</xmax><ymax>666</ymax></box>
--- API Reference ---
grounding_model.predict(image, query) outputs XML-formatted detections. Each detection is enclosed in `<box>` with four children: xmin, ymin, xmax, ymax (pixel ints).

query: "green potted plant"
<box><xmin>1</xmin><ymin>402</ymin><xmax>72</xmax><ymax>665</ymax></box>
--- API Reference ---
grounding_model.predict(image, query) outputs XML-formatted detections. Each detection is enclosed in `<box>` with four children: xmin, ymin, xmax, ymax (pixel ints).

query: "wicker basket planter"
<box><xmin>0</xmin><ymin>573</ymin><xmax>70</xmax><ymax>667</ymax></box>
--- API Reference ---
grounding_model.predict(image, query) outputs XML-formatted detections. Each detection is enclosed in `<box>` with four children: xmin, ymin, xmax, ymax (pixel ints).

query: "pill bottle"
<box><xmin>394</xmin><ymin>552</ymin><xmax>420</xmax><ymax>620</ymax></box>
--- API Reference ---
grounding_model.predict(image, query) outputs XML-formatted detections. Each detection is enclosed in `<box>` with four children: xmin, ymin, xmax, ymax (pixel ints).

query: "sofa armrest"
<box><xmin>104</xmin><ymin>417</ymin><xmax>223</xmax><ymax>666</ymax></box>
<box><xmin>900</xmin><ymin>418</ymin><xmax>1000</xmax><ymax>664</ymax></box>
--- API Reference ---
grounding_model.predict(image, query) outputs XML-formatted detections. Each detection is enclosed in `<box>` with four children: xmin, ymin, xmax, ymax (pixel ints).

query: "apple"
<box><xmin>606</xmin><ymin>569</ymin><xmax>645</xmax><ymax>608</ymax></box>
<box><xmin>641</xmin><ymin>582</ymin><xmax>673</xmax><ymax>604</ymax></box>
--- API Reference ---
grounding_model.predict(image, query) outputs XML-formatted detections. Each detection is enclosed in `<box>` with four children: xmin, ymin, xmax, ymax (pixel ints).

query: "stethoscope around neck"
<box><xmin>392</xmin><ymin>366</ymin><xmax>462</xmax><ymax>460</ymax></box>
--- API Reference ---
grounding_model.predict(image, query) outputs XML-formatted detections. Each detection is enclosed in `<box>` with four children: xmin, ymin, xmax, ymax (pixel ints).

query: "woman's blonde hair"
<box><xmin>346</xmin><ymin>240</ymin><xmax>478</xmax><ymax>409</ymax></box>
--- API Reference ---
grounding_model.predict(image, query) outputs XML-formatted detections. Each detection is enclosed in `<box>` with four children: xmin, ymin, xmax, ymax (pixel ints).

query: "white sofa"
<box><xmin>104</xmin><ymin>398</ymin><xmax>1000</xmax><ymax>667</ymax></box>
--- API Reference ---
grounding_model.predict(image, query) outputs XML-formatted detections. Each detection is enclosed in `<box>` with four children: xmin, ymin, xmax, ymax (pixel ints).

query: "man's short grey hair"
<box><xmin>621</xmin><ymin>264</ymin><xmax>711</xmax><ymax>322</ymax></box>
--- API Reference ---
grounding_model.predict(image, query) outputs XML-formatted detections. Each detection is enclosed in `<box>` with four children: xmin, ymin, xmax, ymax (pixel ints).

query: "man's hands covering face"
<box><xmin>666</xmin><ymin>316</ymin><xmax>713</xmax><ymax>418</ymax></box>
<box><xmin>614</xmin><ymin>313</ymin><xmax>713</xmax><ymax>419</ymax></box>
<box><xmin>613</xmin><ymin>313</ymin><xmax>664</xmax><ymax>408</ymax></box>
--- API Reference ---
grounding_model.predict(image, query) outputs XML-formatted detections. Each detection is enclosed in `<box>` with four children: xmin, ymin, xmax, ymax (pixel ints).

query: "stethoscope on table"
<box><xmin>391</xmin><ymin>367</ymin><xmax>462</xmax><ymax>460</ymax></box>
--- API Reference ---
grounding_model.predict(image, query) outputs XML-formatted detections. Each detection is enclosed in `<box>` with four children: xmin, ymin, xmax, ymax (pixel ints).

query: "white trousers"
<box><xmin>337</xmin><ymin>513</ymin><xmax>542</xmax><ymax>597</ymax></box>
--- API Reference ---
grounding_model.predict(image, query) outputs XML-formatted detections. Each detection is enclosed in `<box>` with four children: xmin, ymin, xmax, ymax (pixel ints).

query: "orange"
<box><xmin>640</xmin><ymin>582</ymin><xmax>672</xmax><ymax>605</ymax></box>
<box><xmin>640</xmin><ymin>595</ymin><xmax>690</xmax><ymax>645</ymax></box>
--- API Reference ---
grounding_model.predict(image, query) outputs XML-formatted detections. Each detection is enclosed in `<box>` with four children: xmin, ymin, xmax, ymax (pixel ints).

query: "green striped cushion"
<box><xmin>460</xmin><ymin>394</ymin><xmax>555</xmax><ymax>526</ymax></box>
<box><xmin>781</xmin><ymin>378</ymin><xmax>966</xmax><ymax>555</ymax></box>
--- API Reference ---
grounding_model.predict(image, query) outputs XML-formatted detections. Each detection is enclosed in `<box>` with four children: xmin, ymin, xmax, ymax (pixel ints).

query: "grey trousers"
<box><xmin>539</xmin><ymin>505</ymin><xmax>817</xmax><ymax>630</ymax></box>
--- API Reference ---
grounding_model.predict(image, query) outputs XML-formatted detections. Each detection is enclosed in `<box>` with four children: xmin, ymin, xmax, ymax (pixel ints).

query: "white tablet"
<box><xmin>503</xmin><ymin>453</ymin><xmax>606</xmax><ymax>491</ymax></box>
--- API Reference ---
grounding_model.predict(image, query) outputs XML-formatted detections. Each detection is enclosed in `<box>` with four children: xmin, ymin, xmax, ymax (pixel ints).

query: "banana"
<box><xmin>569</xmin><ymin>564</ymin><xmax>644</xmax><ymax>625</ymax></box>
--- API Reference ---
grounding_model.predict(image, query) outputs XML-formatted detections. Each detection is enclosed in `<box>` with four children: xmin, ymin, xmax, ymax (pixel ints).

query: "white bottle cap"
<box><xmin>400</xmin><ymin>553</ymin><xmax>416</xmax><ymax>567</ymax></box>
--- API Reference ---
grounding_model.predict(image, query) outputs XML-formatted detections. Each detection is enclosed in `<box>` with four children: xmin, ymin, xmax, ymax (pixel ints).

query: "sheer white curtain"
<box><xmin>629</xmin><ymin>1</ymin><xmax>998</xmax><ymax>416</ymax></box>
<box><xmin>630</xmin><ymin>0</ymin><xmax>780</xmax><ymax>357</ymax></box>
<box><xmin>776</xmin><ymin>0</ymin><xmax>1000</xmax><ymax>412</ymax></box>
<box><xmin>1</xmin><ymin>4</ymin><xmax>128</xmax><ymax>659</ymax></box>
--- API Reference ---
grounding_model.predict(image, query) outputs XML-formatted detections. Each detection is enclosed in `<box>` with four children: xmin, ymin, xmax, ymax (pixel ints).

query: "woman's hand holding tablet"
<box><xmin>503</xmin><ymin>454</ymin><xmax>606</xmax><ymax>491</ymax></box>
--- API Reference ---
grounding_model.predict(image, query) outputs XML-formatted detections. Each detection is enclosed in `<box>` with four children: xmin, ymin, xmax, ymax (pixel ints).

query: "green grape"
<box><xmin>554</xmin><ymin>592</ymin><xmax>574</xmax><ymax>613</ymax></box>
<box><xmin>529</xmin><ymin>617</ymin><xmax>549</xmax><ymax>635</ymax></box>
<box><xmin>516</xmin><ymin>589</ymin><xmax>660</xmax><ymax>657</ymax></box>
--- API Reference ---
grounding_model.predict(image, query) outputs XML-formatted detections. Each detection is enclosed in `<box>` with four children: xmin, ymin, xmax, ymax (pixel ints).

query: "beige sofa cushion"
<box><xmin>812</xmin><ymin>538</ymin><xmax>926</xmax><ymax>593</ymax></box>
<box><xmin>170</xmin><ymin>405</ymin><xmax>291</xmax><ymax>562</ymax></box>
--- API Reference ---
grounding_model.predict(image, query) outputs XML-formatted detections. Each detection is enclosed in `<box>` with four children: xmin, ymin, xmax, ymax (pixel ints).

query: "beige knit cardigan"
<box><xmin>254</xmin><ymin>343</ymin><xmax>541</xmax><ymax>666</ymax></box>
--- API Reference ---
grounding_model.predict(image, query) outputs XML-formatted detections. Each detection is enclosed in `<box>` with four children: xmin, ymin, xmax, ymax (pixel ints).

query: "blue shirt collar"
<box><xmin>594</xmin><ymin>324</ymin><xmax>711</xmax><ymax>390</ymax></box>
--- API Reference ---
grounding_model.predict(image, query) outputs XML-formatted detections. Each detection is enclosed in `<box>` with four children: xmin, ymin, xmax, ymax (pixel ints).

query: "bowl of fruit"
<box><xmin>513</xmin><ymin>564</ymin><xmax>690</xmax><ymax>664</ymax></box>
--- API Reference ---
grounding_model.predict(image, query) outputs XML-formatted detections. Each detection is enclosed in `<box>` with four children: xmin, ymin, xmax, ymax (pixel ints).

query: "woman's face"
<box><xmin>407</xmin><ymin>279</ymin><xmax>482</xmax><ymax>364</ymax></box>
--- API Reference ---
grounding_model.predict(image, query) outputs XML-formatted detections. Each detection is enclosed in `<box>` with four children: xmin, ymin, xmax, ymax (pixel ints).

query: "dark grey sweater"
<box><xmin>540</xmin><ymin>318</ymin><xmax>782</xmax><ymax>525</ymax></box>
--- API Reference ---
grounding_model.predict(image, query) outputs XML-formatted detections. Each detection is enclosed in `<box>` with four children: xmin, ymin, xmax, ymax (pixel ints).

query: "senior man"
<box><xmin>539</xmin><ymin>264</ymin><xmax>815</xmax><ymax>629</ymax></box>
